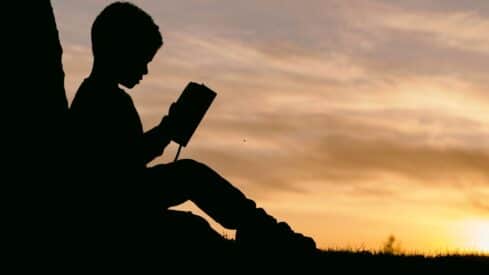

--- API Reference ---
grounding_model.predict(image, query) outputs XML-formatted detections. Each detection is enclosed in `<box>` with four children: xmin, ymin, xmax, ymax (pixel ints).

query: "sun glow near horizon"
<box><xmin>463</xmin><ymin>220</ymin><xmax>489</xmax><ymax>254</ymax></box>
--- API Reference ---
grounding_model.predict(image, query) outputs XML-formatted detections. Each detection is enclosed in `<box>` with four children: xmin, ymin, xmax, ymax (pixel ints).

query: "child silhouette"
<box><xmin>69</xmin><ymin>1</ymin><xmax>316</xmax><ymax>264</ymax></box>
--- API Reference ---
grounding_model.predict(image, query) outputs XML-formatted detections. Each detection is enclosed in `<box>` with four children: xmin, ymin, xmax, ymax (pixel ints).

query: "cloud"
<box><xmin>380</xmin><ymin>10</ymin><xmax>489</xmax><ymax>55</ymax></box>
<box><xmin>471</xmin><ymin>199</ymin><xmax>489</xmax><ymax>215</ymax></box>
<box><xmin>185</xmin><ymin>109</ymin><xmax>489</xmax><ymax>191</ymax></box>
<box><xmin>60</xmin><ymin>18</ymin><xmax>489</xmax><ymax>200</ymax></box>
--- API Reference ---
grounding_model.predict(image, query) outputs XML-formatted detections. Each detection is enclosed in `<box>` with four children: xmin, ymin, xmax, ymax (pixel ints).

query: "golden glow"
<box><xmin>465</xmin><ymin>220</ymin><xmax>489</xmax><ymax>253</ymax></box>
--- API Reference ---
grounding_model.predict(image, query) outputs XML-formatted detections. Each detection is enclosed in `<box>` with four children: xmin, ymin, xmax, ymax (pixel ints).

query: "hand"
<box><xmin>159</xmin><ymin>103</ymin><xmax>178</xmax><ymax>137</ymax></box>
<box><xmin>158</xmin><ymin>115</ymin><xmax>172</xmax><ymax>137</ymax></box>
<box><xmin>168</xmin><ymin>102</ymin><xmax>178</xmax><ymax>119</ymax></box>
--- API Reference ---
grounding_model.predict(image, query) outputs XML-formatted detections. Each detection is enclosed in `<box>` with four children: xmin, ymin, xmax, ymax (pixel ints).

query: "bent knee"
<box><xmin>173</xmin><ymin>159</ymin><xmax>219</xmax><ymax>189</ymax></box>
<box><xmin>175</xmin><ymin>158</ymin><xmax>199</xmax><ymax>167</ymax></box>
<box><xmin>176</xmin><ymin>159</ymin><xmax>210</xmax><ymax>173</ymax></box>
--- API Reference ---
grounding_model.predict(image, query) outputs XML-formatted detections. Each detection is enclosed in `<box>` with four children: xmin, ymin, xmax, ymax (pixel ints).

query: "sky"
<box><xmin>52</xmin><ymin>0</ymin><xmax>489</xmax><ymax>254</ymax></box>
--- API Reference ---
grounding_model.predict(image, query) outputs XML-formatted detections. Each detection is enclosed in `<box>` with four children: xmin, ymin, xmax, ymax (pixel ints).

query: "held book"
<box><xmin>171</xmin><ymin>82</ymin><xmax>217</xmax><ymax>147</ymax></box>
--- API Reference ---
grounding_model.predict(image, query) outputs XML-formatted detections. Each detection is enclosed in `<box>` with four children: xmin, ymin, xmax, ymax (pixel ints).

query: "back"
<box><xmin>68</xmin><ymin>78</ymin><xmax>162</xmax><ymax>263</ymax></box>
<box><xmin>70</xmin><ymin>78</ymin><xmax>145</xmax><ymax>175</ymax></box>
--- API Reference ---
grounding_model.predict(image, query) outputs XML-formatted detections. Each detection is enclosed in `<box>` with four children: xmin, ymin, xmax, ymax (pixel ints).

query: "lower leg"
<box><xmin>152</xmin><ymin>159</ymin><xmax>258</xmax><ymax>229</ymax></box>
<box><xmin>152</xmin><ymin>159</ymin><xmax>317</xmax><ymax>253</ymax></box>
<box><xmin>183</xmin><ymin>160</ymin><xmax>258</xmax><ymax>229</ymax></box>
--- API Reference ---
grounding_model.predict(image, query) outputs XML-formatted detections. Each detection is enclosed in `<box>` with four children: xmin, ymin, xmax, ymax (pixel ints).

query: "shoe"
<box><xmin>235</xmin><ymin>208</ymin><xmax>317</xmax><ymax>257</ymax></box>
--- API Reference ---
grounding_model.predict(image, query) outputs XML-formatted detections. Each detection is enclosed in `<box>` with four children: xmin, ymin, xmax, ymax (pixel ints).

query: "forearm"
<box><xmin>141</xmin><ymin>125</ymin><xmax>171</xmax><ymax>164</ymax></box>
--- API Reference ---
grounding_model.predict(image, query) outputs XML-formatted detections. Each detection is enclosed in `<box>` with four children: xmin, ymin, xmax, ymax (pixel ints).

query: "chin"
<box><xmin>120</xmin><ymin>81</ymin><xmax>138</xmax><ymax>89</ymax></box>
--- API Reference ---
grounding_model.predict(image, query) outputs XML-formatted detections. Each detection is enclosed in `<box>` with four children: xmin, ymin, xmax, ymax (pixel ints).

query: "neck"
<box><xmin>88</xmin><ymin>60</ymin><xmax>118</xmax><ymax>87</ymax></box>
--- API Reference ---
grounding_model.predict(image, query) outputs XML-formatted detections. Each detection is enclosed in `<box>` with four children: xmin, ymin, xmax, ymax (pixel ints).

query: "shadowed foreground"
<box><xmin>161</xmin><ymin>212</ymin><xmax>488</xmax><ymax>272</ymax></box>
<box><xmin>316</xmin><ymin>250</ymin><xmax>489</xmax><ymax>273</ymax></box>
<box><xmin>173</xmin><ymin>245</ymin><xmax>488</xmax><ymax>272</ymax></box>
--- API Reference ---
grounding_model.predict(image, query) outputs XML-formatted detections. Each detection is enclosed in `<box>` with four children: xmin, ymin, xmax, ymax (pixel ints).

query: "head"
<box><xmin>91</xmin><ymin>2</ymin><xmax>163</xmax><ymax>88</ymax></box>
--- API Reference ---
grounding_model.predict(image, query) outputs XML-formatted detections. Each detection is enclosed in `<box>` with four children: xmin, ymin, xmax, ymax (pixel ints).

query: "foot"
<box><xmin>235</xmin><ymin>208</ymin><xmax>317</xmax><ymax>257</ymax></box>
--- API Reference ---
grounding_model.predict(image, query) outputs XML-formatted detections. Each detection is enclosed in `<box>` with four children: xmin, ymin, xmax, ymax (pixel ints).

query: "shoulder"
<box><xmin>71</xmin><ymin>79</ymin><xmax>132</xmax><ymax>108</ymax></box>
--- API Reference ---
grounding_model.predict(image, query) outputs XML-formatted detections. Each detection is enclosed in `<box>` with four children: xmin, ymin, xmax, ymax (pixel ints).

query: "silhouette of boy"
<box><xmin>69</xmin><ymin>1</ymin><xmax>316</xmax><ymax>262</ymax></box>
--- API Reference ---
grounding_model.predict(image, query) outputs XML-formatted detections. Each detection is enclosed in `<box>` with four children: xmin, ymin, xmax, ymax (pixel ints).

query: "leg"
<box><xmin>147</xmin><ymin>159</ymin><xmax>317</xmax><ymax>255</ymax></box>
<box><xmin>160</xmin><ymin>210</ymin><xmax>232</xmax><ymax>251</ymax></box>
<box><xmin>160</xmin><ymin>212</ymin><xmax>237</xmax><ymax>266</ymax></box>
<box><xmin>147</xmin><ymin>159</ymin><xmax>257</xmax><ymax>229</ymax></box>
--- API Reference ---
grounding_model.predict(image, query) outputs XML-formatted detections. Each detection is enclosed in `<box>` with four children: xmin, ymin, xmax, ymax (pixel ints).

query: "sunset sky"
<box><xmin>52</xmin><ymin>0</ymin><xmax>489</xmax><ymax>254</ymax></box>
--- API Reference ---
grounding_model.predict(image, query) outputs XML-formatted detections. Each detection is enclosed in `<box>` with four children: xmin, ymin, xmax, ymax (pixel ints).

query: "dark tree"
<box><xmin>5</xmin><ymin>1</ymin><xmax>68</xmax><ymax>271</ymax></box>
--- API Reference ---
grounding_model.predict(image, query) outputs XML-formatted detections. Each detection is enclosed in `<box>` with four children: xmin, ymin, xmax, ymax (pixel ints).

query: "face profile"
<box><xmin>117</xmin><ymin>52</ymin><xmax>154</xmax><ymax>89</ymax></box>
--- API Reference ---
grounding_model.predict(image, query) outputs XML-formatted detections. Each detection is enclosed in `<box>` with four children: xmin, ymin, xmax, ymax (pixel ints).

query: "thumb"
<box><xmin>169</xmin><ymin>102</ymin><xmax>178</xmax><ymax>117</ymax></box>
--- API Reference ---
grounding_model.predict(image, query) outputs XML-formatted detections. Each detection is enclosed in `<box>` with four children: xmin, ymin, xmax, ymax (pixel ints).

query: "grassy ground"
<box><xmin>167</xmin><ymin>238</ymin><xmax>488</xmax><ymax>272</ymax></box>
<box><xmin>313</xmin><ymin>249</ymin><xmax>489</xmax><ymax>273</ymax></box>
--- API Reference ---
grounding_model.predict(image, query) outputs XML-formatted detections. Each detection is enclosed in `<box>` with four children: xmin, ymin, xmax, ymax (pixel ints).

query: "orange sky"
<box><xmin>53</xmin><ymin>0</ymin><xmax>489</xmax><ymax>254</ymax></box>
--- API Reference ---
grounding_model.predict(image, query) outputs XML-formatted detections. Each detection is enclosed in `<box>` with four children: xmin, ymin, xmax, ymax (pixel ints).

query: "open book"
<box><xmin>170</xmin><ymin>82</ymin><xmax>217</xmax><ymax>147</ymax></box>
